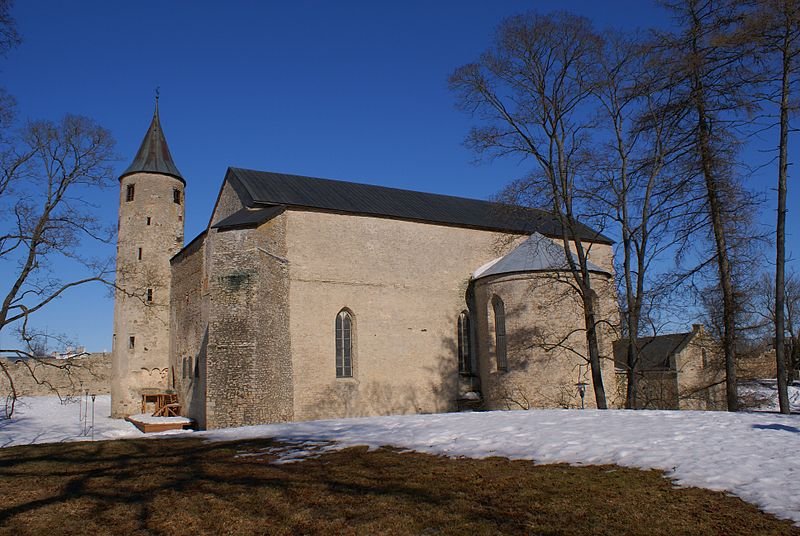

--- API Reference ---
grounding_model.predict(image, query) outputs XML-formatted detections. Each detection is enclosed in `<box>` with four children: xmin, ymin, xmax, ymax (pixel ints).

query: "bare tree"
<box><xmin>751</xmin><ymin>270</ymin><xmax>800</xmax><ymax>378</ymax></box>
<box><xmin>655</xmin><ymin>0</ymin><xmax>767</xmax><ymax>411</ymax></box>
<box><xmin>0</xmin><ymin>115</ymin><xmax>115</xmax><ymax>416</ymax></box>
<box><xmin>449</xmin><ymin>12</ymin><xmax>610</xmax><ymax>408</ymax></box>
<box><xmin>589</xmin><ymin>31</ymin><xmax>703</xmax><ymax>408</ymax></box>
<box><xmin>739</xmin><ymin>0</ymin><xmax>800</xmax><ymax>413</ymax></box>
<box><xmin>0</xmin><ymin>0</ymin><xmax>19</xmax><ymax>56</ymax></box>
<box><xmin>0</xmin><ymin>0</ymin><xmax>19</xmax><ymax>130</ymax></box>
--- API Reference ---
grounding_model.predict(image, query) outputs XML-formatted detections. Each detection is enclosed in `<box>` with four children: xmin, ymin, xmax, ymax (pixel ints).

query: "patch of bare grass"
<box><xmin>0</xmin><ymin>437</ymin><xmax>796</xmax><ymax>535</ymax></box>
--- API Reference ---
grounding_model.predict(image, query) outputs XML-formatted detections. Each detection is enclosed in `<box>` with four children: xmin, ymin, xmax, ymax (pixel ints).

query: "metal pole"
<box><xmin>78</xmin><ymin>381</ymin><xmax>83</xmax><ymax>424</ymax></box>
<box><xmin>91</xmin><ymin>394</ymin><xmax>96</xmax><ymax>441</ymax></box>
<box><xmin>84</xmin><ymin>390</ymin><xmax>89</xmax><ymax>436</ymax></box>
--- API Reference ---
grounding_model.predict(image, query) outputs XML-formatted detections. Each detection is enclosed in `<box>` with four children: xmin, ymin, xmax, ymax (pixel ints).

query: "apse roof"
<box><xmin>472</xmin><ymin>232</ymin><xmax>610</xmax><ymax>280</ymax></box>
<box><xmin>226</xmin><ymin>167</ymin><xmax>611</xmax><ymax>243</ymax></box>
<box><xmin>120</xmin><ymin>102</ymin><xmax>184</xmax><ymax>184</ymax></box>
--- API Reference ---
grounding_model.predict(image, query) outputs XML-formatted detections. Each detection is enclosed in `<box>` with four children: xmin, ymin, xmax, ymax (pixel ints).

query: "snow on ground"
<box><xmin>127</xmin><ymin>413</ymin><xmax>193</xmax><ymax>424</ymax></box>
<box><xmin>0</xmin><ymin>395</ymin><xmax>144</xmax><ymax>446</ymax></box>
<box><xmin>202</xmin><ymin>409</ymin><xmax>800</xmax><ymax>524</ymax></box>
<box><xmin>739</xmin><ymin>379</ymin><xmax>800</xmax><ymax>412</ymax></box>
<box><xmin>2</xmin><ymin>393</ymin><xmax>799</xmax><ymax>525</ymax></box>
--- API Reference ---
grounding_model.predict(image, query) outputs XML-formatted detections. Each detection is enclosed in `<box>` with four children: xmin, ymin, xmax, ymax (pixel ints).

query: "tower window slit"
<box><xmin>137</xmin><ymin>247</ymin><xmax>142</xmax><ymax>260</ymax></box>
<box><xmin>146</xmin><ymin>288</ymin><xmax>153</xmax><ymax>303</ymax></box>
<box><xmin>126</xmin><ymin>184</ymin><xmax>135</xmax><ymax>202</ymax></box>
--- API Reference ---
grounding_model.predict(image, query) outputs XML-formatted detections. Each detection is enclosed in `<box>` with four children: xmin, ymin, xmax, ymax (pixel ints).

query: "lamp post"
<box><xmin>84</xmin><ymin>390</ymin><xmax>89</xmax><ymax>435</ymax></box>
<box><xmin>91</xmin><ymin>394</ymin><xmax>96</xmax><ymax>441</ymax></box>
<box><xmin>576</xmin><ymin>382</ymin><xmax>588</xmax><ymax>409</ymax></box>
<box><xmin>78</xmin><ymin>380</ymin><xmax>83</xmax><ymax>424</ymax></box>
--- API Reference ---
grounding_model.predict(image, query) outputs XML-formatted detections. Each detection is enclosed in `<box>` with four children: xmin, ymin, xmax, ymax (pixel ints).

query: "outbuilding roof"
<box><xmin>225</xmin><ymin>167</ymin><xmax>611</xmax><ymax>243</ymax></box>
<box><xmin>472</xmin><ymin>232</ymin><xmax>610</xmax><ymax>280</ymax></box>
<box><xmin>612</xmin><ymin>331</ymin><xmax>697</xmax><ymax>371</ymax></box>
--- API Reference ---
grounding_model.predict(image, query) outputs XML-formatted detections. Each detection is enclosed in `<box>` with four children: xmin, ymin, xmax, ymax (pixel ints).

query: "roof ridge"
<box><xmin>229</xmin><ymin>167</ymin><xmax>540</xmax><ymax>210</ymax></box>
<box><xmin>226</xmin><ymin>167</ymin><xmax>612</xmax><ymax>244</ymax></box>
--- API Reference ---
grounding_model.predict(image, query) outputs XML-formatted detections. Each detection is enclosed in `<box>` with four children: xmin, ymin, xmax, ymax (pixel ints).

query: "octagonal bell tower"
<box><xmin>111</xmin><ymin>98</ymin><xmax>185</xmax><ymax>417</ymax></box>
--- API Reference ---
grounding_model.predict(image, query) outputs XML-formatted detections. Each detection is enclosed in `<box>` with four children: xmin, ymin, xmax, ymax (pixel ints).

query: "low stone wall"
<box><xmin>738</xmin><ymin>351</ymin><xmax>778</xmax><ymax>381</ymax></box>
<box><xmin>0</xmin><ymin>353</ymin><xmax>110</xmax><ymax>398</ymax></box>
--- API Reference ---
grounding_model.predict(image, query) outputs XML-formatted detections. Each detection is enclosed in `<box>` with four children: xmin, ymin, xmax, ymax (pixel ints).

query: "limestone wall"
<box><xmin>202</xmin><ymin>214</ymin><xmax>293</xmax><ymax>429</ymax></box>
<box><xmin>473</xmin><ymin>270</ymin><xmax>619</xmax><ymax>410</ymax></box>
<box><xmin>112</xmin><ymin>172</ymin><xmax>185</xmax><ymax>417</ymax></box>
<box><xmin>738</xmin><ymin>350</ymin><xmax>779</xmax><ymax>380</ymax></box>
<box><xmin>675</xmin><ymin>334</ymin><xmax>726</xmax><ymax>410</ymax></box>
<box><xmin>170</xmin><ymin>234</ymin><xmax>208</xmax><ymax>427</ymax></box>
<box><xmin>210</xmin><ymin>179</ymin><xmax>246</xmax><ymax>226</ymax></box>
<box><xmin>0</xmin><ymin>353</ymin><xmax>111</xmax><ymax>398</ymax></box>
<box><xmin>286</xmin><ymin>209</ymin><xmax>526</xmax><ymax>421</ymax></box>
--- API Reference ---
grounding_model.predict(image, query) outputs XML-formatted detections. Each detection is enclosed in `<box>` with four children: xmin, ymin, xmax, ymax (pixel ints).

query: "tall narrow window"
<box><xmin>126</xmin><ymin>184</ymin><xmax>135</xmax><ymax>202</ymax></box>
<box><xmin>146</xmin><ymin>217</ymin><xmax>151</xmax><ymax>226</ymax></box>
<box><xmin>146</xmin><ymin>288</ymin><xmax>153</xmax><ymax>303</ymax></box>
<box><xmin>457</xmin><ymin>311</ymin><xmax>471</xmax><ymax>374</ymax></box>
<box><xmin>128</xmin><ymin>336</ymin><xmax>135</xmax><ymax>349</ymax></box>
<box><xmin>173</xmin><ymin>188</ymin><xmax>181</xmax><ymax>204</ymax></box>
<box><xmin>335</xmin><ymin>309</ymin><xmax>353</xmax><ymax>378</ymax></box>
<box><xmin>137</xmin><ymin>247</ymin><xmax>142</xmax><ymax>260</ymax></box>
<box><xmin>492</xmin><ymin>296</ymin><xmax>508</xmax><ymax>371</ymax></box>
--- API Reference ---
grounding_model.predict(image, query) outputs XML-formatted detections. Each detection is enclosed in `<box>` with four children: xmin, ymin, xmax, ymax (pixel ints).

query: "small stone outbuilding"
<box><xmin>613</xmin><ymin>325</ymin><xmax>725</xmax><ymax>410</ymax></box>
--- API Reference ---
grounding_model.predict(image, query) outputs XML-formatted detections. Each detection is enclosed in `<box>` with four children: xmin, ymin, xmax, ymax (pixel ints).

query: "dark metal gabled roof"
<box><xmin>612</xmin><ymin>332</ymin><xmax>695</xmax><ymax>371</ymax></box>
<box><xmin>120</xmin><ymin>102</ymin><xmax>185</xmax><ymax>184</ymax></box>
<box><xmin>212</xmin><ymin>205</ymin><xmax>285</xmax><ymax>230</ymax></box>
<box><xmin>226</xmin><ymin>168</ymin><xmax>611</xmax><ymax>243</ymax></box>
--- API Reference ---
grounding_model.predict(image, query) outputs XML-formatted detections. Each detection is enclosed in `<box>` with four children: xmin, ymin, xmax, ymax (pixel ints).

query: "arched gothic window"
<box><xmin>457</xmin><ymin>311</ymin><xmax>471</xmax><ymax>374</ymax></box>
<box><xmin>335</xmin><ymin>309</ymin><xmax>353</xmax><ymax>378</ymax></box>
<box><xmin>492</xmin><ymin>296</ymin><xmax>508</xmax><ymax>371</ymax></box>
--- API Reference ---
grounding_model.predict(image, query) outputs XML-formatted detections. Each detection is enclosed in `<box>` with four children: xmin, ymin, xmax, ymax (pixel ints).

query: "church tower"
<box><xmin>111</xmin><ymin>99</ymin><xmax>185</xmax><ymax>417</ymax></box>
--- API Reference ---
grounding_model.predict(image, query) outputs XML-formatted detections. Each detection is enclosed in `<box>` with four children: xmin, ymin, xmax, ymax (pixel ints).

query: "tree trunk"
<box><xmin>583</xmin><ymin>292</ymin><xmax>608</xmax><ymax>409</ymax></box>
<box><xmin>774</xmin><ymin>16</ymin><xmax>791</xmax><ymax>414</ymax></box>
<box><xmin>689</xmin><ymin>4</ymin><xmax>738</xmax><ymax>411</ymax></box>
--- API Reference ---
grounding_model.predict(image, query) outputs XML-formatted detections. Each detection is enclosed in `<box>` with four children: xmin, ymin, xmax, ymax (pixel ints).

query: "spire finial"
<box><xmin>154</xmin><ymin>86</ymin><xmax>160</xmax><ymax>115</ymax></box>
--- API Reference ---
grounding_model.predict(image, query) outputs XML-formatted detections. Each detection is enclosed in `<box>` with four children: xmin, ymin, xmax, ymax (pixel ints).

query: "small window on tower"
<box><xmin>126</xmin><ymin>184</ymin><xmax>135</xmax><ymax>202</ymax></box>
<box><xmin>146</xmin><ymin>217</ymin><xmax>151</xmax><ymax>226</ymax></box>
<box><xmin>146</xmin><ymin>288</ymin><xmax>153</xmax><ymax>303</ymax></box>
<box><xmin>173</xmin><ymin>188</ymin><xmax>181</xmax><ymax>205</ymax></box>
<box><xmin>128</xmin><ymin>336</ymin><xmax>135</xmax><ymax>349</ymax></box>
<box><xmin>137</xmin><ymin>247</ymin><xmax>142</xmax><ymax>260</ymax></box>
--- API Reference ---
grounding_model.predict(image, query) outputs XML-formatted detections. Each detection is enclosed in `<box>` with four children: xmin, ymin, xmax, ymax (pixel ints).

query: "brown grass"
<box><xmin>0</xmin><ymin>436</ymin><xmax>796</xmax><ymax>535</ymax></box>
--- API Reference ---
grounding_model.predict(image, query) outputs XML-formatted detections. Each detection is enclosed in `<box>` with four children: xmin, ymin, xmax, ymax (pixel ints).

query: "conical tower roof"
<box><xmin>120</xmin><ymin>100</ymin><xmax>185</xmax><ymax>184</ymax></box>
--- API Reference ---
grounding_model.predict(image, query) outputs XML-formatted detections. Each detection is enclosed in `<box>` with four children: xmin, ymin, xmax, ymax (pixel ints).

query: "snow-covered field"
<box><xmin>739</xmin><ymin>379</ymin><xmax>800</xmax><ymax>412</ymax></box>
<box><xmin>1</xmin><ymin>393</ymin><xmax>799</xmax><ymax>525</ymax></box>
<box><xmin>0</xmin><ymin>395</ymin><xmax>143</xmax><ymax>446</ymax></box>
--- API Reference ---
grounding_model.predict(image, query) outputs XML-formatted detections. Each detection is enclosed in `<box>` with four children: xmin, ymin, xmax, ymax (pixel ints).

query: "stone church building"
<box><xmin>111</xmin><ymin>106</ymin><xmax>620</xmax><ymax>429</ymax></box>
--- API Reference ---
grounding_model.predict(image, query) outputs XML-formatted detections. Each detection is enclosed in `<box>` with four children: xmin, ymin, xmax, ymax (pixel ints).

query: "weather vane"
<box><xmin>155</xmin><ymin>86</ymin><xmax>160</xmax><ymax>103</ymax></box>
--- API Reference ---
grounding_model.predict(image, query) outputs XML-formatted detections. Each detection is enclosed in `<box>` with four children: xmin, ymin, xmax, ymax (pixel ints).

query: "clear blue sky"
<box><xmin>1</xmin><ymin>1</ymin><xmax>796</xmax><ymax>352</ymax></box>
